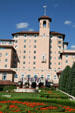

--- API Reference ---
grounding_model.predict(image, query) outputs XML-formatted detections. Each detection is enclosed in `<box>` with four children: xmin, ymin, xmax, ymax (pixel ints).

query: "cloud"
<box><xmin>28</xmin><ymin>29</ymin><xmax>34</xmax><ymax>31</ymax></box>
<box><xmin>64</xmin><ymin>20</ymin><xmax>72</xmax><ymax>25</ymax></box>
<box><xmin>71</xmin><ymin>45</ymin><xmax>75</xmax><ymax>49</ymax></box>
<box><xmin>54</xmin><ymin>3</ymin><xmax>59</xmax><ymax>8</ymax></box>
<box><xmin>72</xmin><ymin>24</ymin><xmax>75</xmax><ymax>28</ymax></box>
<box><xmin>16</xmin><ymin>22</ymin><xmax>29</xmax><ymax>29</ymax></box>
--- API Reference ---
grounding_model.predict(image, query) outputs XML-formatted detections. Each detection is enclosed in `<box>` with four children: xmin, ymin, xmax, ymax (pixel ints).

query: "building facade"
<box><xmin>0</xmin><ymin>15</ymin><xmax>75</xmax><ymax>86</ymax></box>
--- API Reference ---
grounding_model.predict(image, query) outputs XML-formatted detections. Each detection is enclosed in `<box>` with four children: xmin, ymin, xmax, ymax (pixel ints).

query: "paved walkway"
<box><xmin>57</xmin><ymin>89</ymin><xmax>75</xmax><ymax>100</ymax></box>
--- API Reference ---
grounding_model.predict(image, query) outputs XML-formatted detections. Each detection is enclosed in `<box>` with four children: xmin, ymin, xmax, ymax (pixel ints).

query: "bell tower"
<box><xmin>38</xmin><ymin>16</ymin><xmax>52</xmax><ymax>37</ymax></box>
<box><xmin>38</xmin><ymin>6</ymin><xmax>52</xmax><ymax>37</ymax></box>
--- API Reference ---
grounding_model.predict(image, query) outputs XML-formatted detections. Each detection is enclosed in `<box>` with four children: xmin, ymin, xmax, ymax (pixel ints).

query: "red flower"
<box><xmin>0</xmin><ymin>111</ymin><xmax>3</xmax><ymax>113</ymax></box>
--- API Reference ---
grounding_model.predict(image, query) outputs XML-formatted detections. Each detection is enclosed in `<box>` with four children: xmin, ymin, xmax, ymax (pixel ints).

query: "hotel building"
<box><xmin>0</xmin><ymin>15</ymin><xmax>75</xmax><ymax>86</ymax></box>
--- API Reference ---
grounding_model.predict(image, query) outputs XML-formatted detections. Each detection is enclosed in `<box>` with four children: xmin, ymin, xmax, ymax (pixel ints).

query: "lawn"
<box><xmin>0</xmin><ymin>88</ymin><xmax>75</xmax><ymax>113</ymax></box>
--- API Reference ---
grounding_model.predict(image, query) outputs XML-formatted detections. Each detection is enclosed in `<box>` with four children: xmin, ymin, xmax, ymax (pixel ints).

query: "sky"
<box><xmin>0</xmin><ymin>0</ymin><xmax>75</xmax><ymax>49</ymax></box>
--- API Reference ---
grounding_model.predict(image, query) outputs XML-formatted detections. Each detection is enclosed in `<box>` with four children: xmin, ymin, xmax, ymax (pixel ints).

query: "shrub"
<box><xmin>3</xmin><ymin>85</ymin><xmax>16</xmax><ymax>92</ymax></box>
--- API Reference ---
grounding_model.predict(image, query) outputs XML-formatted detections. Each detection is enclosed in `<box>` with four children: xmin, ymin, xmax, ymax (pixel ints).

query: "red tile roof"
<box><xmin>38</xmin><ymin>16</ymin><xmax>52</xmax><ymax>22</ymax></box>
<box><xmin>12</xmin><ymin>31</ymin><xmax>65</xmax><ymax>39</ymax></box>
<box><xmin>0</xmin><ymin>80</ymin><xmax>17</xmax><ymax>85</ymax></box>
<box><xmin>50</xmin><ymin>32</ymin><xmax>65</xmax><ymax>39</ymax></box>
<box><xmin>12</xmin><ymin>31</ymin><xmax>39</xmax><ymax>36</ymax></box>
<box><xmin>61</xmin><ymin>52</ymin><xmax>75</xmax><ymax>55</ymax></box>
<box><xmin>0</xmin><ymin>39</ymin><xmax>15</xmax><ymax>41</ymax></box>
<box><xmin>0</xmin><ymin>45</ymin><xmax>16</xmax><ymax>53</ymax></box>
<box><xmin>0</xmin><ymin>69</ymin><xmax>16</xmax><ymax>74</ymax></box>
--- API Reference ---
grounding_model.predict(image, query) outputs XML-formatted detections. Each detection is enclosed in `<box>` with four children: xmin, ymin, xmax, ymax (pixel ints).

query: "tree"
<box><xmin>59</xmin><ymin>71</ymin><xmax>64</xmax><ymax>90</ymax></box>
<box><xmin>59</xmin><ymin>66</ymin><xmax>71</xmax><ymax>92</ymax></box>
<box><xmin>64</xmin><ymin>66</ymin><xmax>71</xmax><ymax>92</ymax></box>
<box><xmin>69</xmin><ymin>62</ymin><xmax>75</xmax><ymax>96</ymax></box>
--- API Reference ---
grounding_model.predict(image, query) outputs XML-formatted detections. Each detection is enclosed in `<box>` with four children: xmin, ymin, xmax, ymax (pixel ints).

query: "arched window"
<box><xmin>27</xmin><ymin>74</ymin><xmax>31</xmax><ymax>78</ymax></box>
<box><xmin>2</xmin><ymin>73</ymin><xmax>7</xmax><ymax>80</ymax></box>
<box><xmin>47</xmin><ymin>75</ymin><xmax>50</xmax><ymax>79</ymax></box>
<box><xmin>21</xmin><ymin>74</ymin><xmax>24</xmax><ymax>78</ymax></box>
<box><xmin>41</xmin><ymin>75</ymin><xmax>44</xmax><ymax>78</ymax></box>
<box><xmin>14</xmin><ymin>74</ymin><xmax>18</xmax><ymax>78</ymax></box>
<box><xmin>43</xmin><ymin>21</ymin><xmax>46</xmax><ymax>28</ymax></box>
<box><xmin>34</xmin><ymin>75</ymin><xmax>37</xmax><ymax>78</ymax></box>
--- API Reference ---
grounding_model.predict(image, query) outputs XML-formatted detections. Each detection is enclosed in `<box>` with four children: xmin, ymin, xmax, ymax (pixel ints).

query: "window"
<box><xmin>66</xmin><ymin>55</ymin><xmax>68</xmax><ymax>57</ymax></box>
<box><xmin>34</xmin><ymin>56</ymin><xmax>36</xmax><ymax>59</ymax></box>
<box><xmin>42</xmin><ymin>55</ymin><xmax>46</xmax><ymax>62</ymax></box>
<box><xmin>43</xmin><ymin>21</ymin><xmax>46</xmax><ymax>28</ymax></box>
<box><xmin>24</xmin><ymin>50</ymin><xmax>26</xmax><ymax>53</ymax></box>
<box><xmin>34</xmin><ymin>40</ymin><xmax>36</xmax><ymax>43</ymax></box>
<box><xmin>58</xmin><ymin>56</ymin><xmax>61</xmax><ymax>60</ymax></box>
<box><xmin>5</xmin><ymin>64</ymin><xmax>7</xmax><ymax>67</ymax></box>
<box><xmin>33</xmin><ymin>62</ymin><xmax>36</xmax><ymax>64</ymax></box>
<box><xmin>34</xmin><ymin>45</ymin><xmax>36</xmax><ymax>48</ymax></box>
<box><xmin>66</xmin><ymin>60</ymin><xmax>68</xmax><ymax>63</ymax></box>
<box><xmin>27</xmin><ymin>74</ymin><xmax>31</xmax><ymax>78</ymax></box>
<box><xmin>24</xmin><ymin>45</ymin><xmax>26</xmax><ymax>48</ymax></box>
<box><xmin>34</xmin><ymin>51</ymin><xmax>36</xmax><ymax>54</ymax></box>
<box><xmin>50</xmin><ymin>35</ymin><xmax>53</xmax><ymax>38</ymax></box>
<box><xmin>34</xmin><ymin>75</ymin><xmax>37</xmax><ymax>78</ymax></box>
<box><xmin>23</xmin><ymin>56</ymin><xmax>25</xmax><ymax>59</ymax></box>
<box><xmin>23</xmin><ymin>61</ymin><xmax>25</xmax><ymax>64</ymax></box>
<box><xmin>41</xmin><ymin>75</ymin><xmax>44</xmax><ymax>78</ymax></box>
<box><xmin>58</xmin><ymin>41</ymin><xmax>61</xmax><ymax>44</ymax></box>
<box><xmin>43</xmin><ymin>55</ymin><xmax>45</xmax><ymax>60</ymax></box>
<box><xmin>24</xmin><ymin>34</ymin><xmax>27</xmax><ymax>37</ymax></box>
<box><xmin>5</xmin><ymin>59</ymin><xmax>8</xmax><ymax>62</ymax></box>
<box><xmin>2</xmin><ymin>73</ymin><xmax>7</xmax><ymax>80</ymax></box>
<box><xmin>21</xmin><ymin>74</ymin><xmax>24</xmax><ymax>78</ymax></box>
<box><xmin>24</xmin><ymin>40</ymin><xmax>26</xmax><ymax>42</ymax></box>
<box><xmin>58</xmin><ymin>46</ymin><xmax>61</xmax><ymax>49</ymax></box>
<box><xmin>54</xmin><ymin>75</ymin><xmax>57</xmax><ymax>79</ymax></box>
<box><xmin>58</xmin><ymin>36</ymin><xmax>62</xmax><ymax>39</ymax></box>
<box><xmin>34</xmin><ymin>34</ymin><xmax>37</xmax><ymax>37</ymax></box>
<box><xmin>9</xmin><ymin>42</ymin><xmax>13</xmax><ymax>44</ymax></box>
<box><xmin>14</xmin><ymin>74</ymin><xmax>18</xmax><ymax>78</ymax></box>
<box><xmin>6</xmin><ymin>53</ymin><xmax>8</xmax><ymax>56</ymax></box>
<box><xmin>58</xmin><ymin>62</ymin><xmax>60</xmax><ymax>65</ymax></box>
<box><xmin>47</xmin><ymin>75</ymin><xmax>50</xmax><ymax>79</ymax></box>
<box><xmin>43</xmin><ymin>33</ymin><xmax>45</xmax><ymax>37</ymax></box>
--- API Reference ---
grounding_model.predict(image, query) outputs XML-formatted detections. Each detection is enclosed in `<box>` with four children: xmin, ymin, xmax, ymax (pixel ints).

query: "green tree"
<box><xmin>64</xmin><ymin>66</ymin><xmax>71</xmax><ymax>92</ymax></box>
<box><xmin>59</xmin><ymin>66</ymin><xmax>71</xmax><ymax>92</ymax></box>
<box><xmin>69</xmin><ymin>62</ymin><xmax>75</xmax><ymax>96</ymax></box>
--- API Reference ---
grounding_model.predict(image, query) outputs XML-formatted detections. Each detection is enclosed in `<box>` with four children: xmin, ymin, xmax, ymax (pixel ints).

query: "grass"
<box><xmin>0</xmin><ymin>88</ymin><xmax>75</xmax><ymax>113</ymax></box>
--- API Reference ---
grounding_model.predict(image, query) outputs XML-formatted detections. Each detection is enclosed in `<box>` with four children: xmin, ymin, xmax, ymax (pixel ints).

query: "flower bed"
<box><xmin>0</xmin><ymin>100</ymin><xmax>75</xmax><ymax>113</ymax></box>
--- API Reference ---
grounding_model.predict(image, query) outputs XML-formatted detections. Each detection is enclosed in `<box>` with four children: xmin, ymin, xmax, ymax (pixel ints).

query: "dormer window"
<box><xmin>43</xmin><ymin>21</ymin><xmax>46</xmax><ymax>28</ymax></box>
